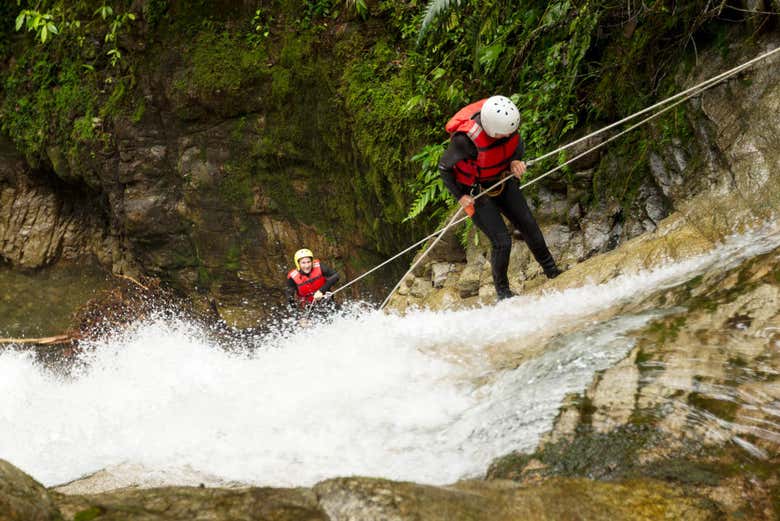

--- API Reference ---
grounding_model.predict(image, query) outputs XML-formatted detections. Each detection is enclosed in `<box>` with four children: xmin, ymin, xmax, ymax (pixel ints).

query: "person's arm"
<box><xmin>509</xmin><ymin>134</ymin><xmax>528</xmax><ymax>179</ymax></box>
<box><xmin>318</xmin><ymin>264</ymin><xmax>340</xmax><ymax>293</ymax></box>
<box><xmin>286</xmin><ymin>277</ymin><xmax>300</xmax><ymax>309</ymax></box>
<box><xmin>438</xmin><ymin>133</ymin><xmax>476</xmax><ymax>199</ymax></box>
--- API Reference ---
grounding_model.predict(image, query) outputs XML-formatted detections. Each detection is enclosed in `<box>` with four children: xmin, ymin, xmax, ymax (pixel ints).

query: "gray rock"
<box><xmin>533</xmin><ymin>186</ymin><xmax>570</xmax><ymax>221</ymax></box>
<box><xmin>567</xmin><ymin>202</ymin><xmax>583</xmax><ymax>227</ymax></box>
<box><xmin>430</xmin><ymin>262</ymin><xmax>454</xmax><ymax>288</ymax></box>
<box><xmin>580</xmin><ymin>204</ymin><xmax>622</xmax><ymax>257</ymax></box>
<box><xmin>563</xmin><ymin>132</ymin><xmax>606</xmax><ymax>171</ymax></box>
<box><xmin>409</xmin><ymin>276</ymin><xmax>433</xmax><ymax>299</ymax></box>
<box><xmin>457</xmin><ymin>263</ymin><xmax>482</xmax><ymax>297</ymax></box>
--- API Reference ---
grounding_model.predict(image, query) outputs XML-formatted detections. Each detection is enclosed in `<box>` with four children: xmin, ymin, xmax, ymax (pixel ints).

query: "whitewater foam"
<box><xmin>1</xmin><ymin>226</ymin><xmax>779</xmax><ymax>490</ymax></box>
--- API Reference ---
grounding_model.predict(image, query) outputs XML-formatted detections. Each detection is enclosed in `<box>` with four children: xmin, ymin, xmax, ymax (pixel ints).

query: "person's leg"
<box><xmin>470</xmin><ymin>195</ymin><xmax>515</xmax><ymax>298</ymax></box>
<box><xmin>494</xmin><ymin>178</ymin><xmax>561</xmax><ymax>278</ymax></box>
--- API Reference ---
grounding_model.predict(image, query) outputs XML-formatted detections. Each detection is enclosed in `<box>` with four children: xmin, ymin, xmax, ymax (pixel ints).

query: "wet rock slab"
<box><xmin>1</xmin><ymin>458</ymin><xmax>720</xmax><ymax>521</ymax></box>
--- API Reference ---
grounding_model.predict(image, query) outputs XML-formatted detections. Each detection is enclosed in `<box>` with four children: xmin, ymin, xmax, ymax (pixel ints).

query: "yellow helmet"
<box><xmin>294</xmin><ymin>248</ymin><xmax>314</xmax><ymax>270</ymax></box>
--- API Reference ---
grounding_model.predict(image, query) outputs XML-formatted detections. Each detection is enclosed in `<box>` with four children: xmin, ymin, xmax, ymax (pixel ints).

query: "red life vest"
<box><xmin>287</xmin><ymin>260</ymin><xmax>326</xmax><ymax>305</ymax></box>
<box><xmin>445</xmin><ymin>99</ymin><xmax>520</xmax><ymax>186</ymax></box>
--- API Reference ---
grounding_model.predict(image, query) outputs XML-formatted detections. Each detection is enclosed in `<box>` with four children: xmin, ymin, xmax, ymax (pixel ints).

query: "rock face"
<box><xmin>386</xmin><ymin>38</ymin><xmax>780</xmax><ymax>311</ymax></box>
<box><xmin>0</xmin><ymin>137</ymin><xmax>122</xmax><ymax>271</ymax></box>
<box><xmin>486</xmin><ymin>234</ymin><xmax>780</xmax><ymax>520</ymax></box>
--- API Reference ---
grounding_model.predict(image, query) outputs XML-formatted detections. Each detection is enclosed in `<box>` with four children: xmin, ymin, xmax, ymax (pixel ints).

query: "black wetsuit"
<box><xmin>286</xmin><ymin>263</ymin><xmax>340</xmax><ymax>318</ymax></box>
<box><xmin>439</xmin><ymin>128</ymin><xmax>558</xmax><ymax>297</ymax></box>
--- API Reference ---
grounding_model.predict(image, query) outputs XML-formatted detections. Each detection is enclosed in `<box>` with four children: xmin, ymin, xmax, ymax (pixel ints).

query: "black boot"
<box><xmin>496</xmin><ymin>286</ymin><xmax>516</xmax><ymax>300</ymax></box>
<box><xmin>544</xmin><ymin>265</ymin><xmax>563</xmax><ymax>279</ymax></box>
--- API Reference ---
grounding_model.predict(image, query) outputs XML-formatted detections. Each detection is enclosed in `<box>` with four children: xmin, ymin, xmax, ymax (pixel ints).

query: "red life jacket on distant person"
<box><xmin>445</xmin><ymin>99</ymin><xmax>520</xmax><ymax>186</ymax></box>
<box><xmin>288</xmin><ymin>260</ymin><xmax>326</xmax><ymax>305</ymax></box>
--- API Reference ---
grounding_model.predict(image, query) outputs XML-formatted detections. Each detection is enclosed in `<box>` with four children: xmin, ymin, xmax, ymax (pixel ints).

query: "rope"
<box><xmin>329</xmin><ymin>45</ymin><xmax>780</xmax><ymax>307</ymax></box>
<box><xmin>379</xmin><ymin>208</ymin><xmax>464</xmax><ymax>309</ymax></box>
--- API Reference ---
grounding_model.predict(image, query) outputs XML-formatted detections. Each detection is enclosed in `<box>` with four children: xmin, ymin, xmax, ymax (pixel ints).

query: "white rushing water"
<box><xmin>2</xmin><ymin>226</ymin><xmax>780</xmax><ymax>490</ymax></box>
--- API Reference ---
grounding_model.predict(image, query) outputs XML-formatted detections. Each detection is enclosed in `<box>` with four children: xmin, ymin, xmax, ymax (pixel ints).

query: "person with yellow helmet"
<box><xmin>286</xmin><ymin>248</ymin><xmax>340</xmax><ymax>316</ymax></box>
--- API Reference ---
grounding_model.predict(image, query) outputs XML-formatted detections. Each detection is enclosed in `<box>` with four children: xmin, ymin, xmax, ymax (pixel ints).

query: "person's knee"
<box><xmin>493</xmin><ymin>231</ymin><xmax>512</xmax><ymax>252</ymax></box>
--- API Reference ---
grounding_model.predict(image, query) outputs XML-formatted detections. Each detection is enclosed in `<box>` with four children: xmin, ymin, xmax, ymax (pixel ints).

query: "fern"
<box><xmin>417</xmin><ymin>0</ymin><xmax>463</xmax><ymax>45</ymax></box>
<box><xmin>404</xmin><ymin>141</ymin><xmax>450</xmax><ymax>222</ymax></box>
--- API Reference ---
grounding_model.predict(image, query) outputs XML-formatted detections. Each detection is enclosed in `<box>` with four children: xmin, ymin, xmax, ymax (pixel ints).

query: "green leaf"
<box><xmin>94</xmin><ymin>5</ymin><xmax>113</xmax><ymax>19</ymax></box>
<box><xmin>40</xmin><ymin>25</ymin><xmax>47</xmax><ymax>43</ymax></box>
<box><xmin>47</xmin><ymin>22</ymin><xmax>58</xmax><ymax>35</ymax></box>
<box><xmin>431</xmin><ymin>67</ymin><xmax>446</xmax><ymax>81</ymax></box>
<box><xmin>418</xmin><ymin>0</ymin><xmax>462</xmax><ymax>44</ymax></box>
<box><xmin>15</xmin><ymin>12</ymin><xmax>25</xmax><ymax>31</ymax></box>
<box><xmin>478</xmin><ymin>43</ymin><xmax>504</xmax><ymax>73</ymax></box>
<box><xmin>403</xmin><ymin>94</ymin><xmax>424</xmax><ymax>113</ymax></box>
<box><xmin>356</xmin><ymin>0</ymin><xmax>368</xmax><ymax>18</ymax></box>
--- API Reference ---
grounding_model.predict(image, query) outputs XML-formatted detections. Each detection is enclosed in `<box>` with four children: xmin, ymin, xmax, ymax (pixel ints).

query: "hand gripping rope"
<box><xmin>324</xmin><ymin>45</ymin><xmax>780</xmax><ymax>310</ymax></box>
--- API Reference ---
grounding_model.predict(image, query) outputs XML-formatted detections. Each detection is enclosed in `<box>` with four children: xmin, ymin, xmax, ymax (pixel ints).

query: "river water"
<box><xmin>1</xmin><ymin>226</ymin><xmax>779</xmax><ymax>492</ymax></box>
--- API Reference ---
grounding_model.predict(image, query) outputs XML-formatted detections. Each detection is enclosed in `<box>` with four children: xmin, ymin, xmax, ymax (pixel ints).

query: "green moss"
<box><xmin>72</xmin><ymin>114</ymin><xmax>96</xmax><ymax>142</ymax></box>
<box><xmin>131</xmin><ymin>98</ymin><xmax>146</xmax><ymax>123</ymax></box>
<box><xmin>271</xmin><ymin>68</ymin><xmax>292</xmax><ymax>100</ymax></box>
<box><xmin>686</xmin><ymin>274</ymin><xmax>704</xmax><ymax>290</ymax></box>
<box><xmin>174</xmin><ymin>30</ymin><xmax>269</xmax><ymax>100</ymax></box>
<box><xmin>488</xmin><ymin>424</ymin><xmax>769</xmax><ymax>494</ymax></box>
<box><xmin>1</xmin><ymin>51</ymin><xmax>96</xmax><ymax>164</ymax></box>
<box><xmin>74</xmin><ymin>506</ymin><xmax>104</xmax><ymax>521</ymax></box>
<box><xmin>218</xmin><ymin>163</ymin><xmax>254</xmax><ymax>208</ymax></box>
<box><xmin>641</xmin><ymin>457</ymin><xmax>726</xmax><ymax>486</ymax></box>
<box><xmin>225</xmin><ymin>243</ymin><xmax>241</xmax><ymax>271</ymax></box>
<box><xmin>646</xmin><ymin>315</ymin><xmax>688</xmax><ymax>344</ymax></box>
<box><xmin>634</xmin><ymin>347</ymin><xmax>654</xmax><ymax>366</ymax></box>
<box><xmin>486</xmin><ymin>451</ymin><xmax>533</xmax><ymax>480</ymax></box>
<box><xmin>687</xmin><ymin>392</ymin><xmax>739</xmax><ymax>422</ymax></box>
<box><xmin>197</xmin><ymin>265</ymin><xmax>212</xmax><ymax>291</ymax></box>
<box><xmin>489</xmin><ymin>424</ymin><xmax>661</xmax><ymax>481</ymax></box>
<box><xmin>100</xmin><ymin>78</ymin><xmax>127</xmax><ymax>118</ymax></box>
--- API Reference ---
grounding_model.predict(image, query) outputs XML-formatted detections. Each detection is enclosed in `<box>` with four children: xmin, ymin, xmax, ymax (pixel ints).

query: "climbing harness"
<box><xmin>472</xmin><ymin>172</ymin><xmax>509</xmax><ymax>198</ymax></box>
<box><xmin>326</xmin><ymin>45</ymin><xmax>780</xmax><ymax>310</ymax></box>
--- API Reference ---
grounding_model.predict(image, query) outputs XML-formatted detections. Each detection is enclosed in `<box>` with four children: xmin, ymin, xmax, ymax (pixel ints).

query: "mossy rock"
<box><xmin>0</xmin><ymin>459</ymin><xmax>62</xmax><ymax>521</ymax></box>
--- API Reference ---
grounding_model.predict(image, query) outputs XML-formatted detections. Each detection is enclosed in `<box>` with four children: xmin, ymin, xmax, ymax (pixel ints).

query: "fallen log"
<box><xmin>0</xmin><ymin>334</ymin><xmax>76</xmax><ymax>346</ymax></box>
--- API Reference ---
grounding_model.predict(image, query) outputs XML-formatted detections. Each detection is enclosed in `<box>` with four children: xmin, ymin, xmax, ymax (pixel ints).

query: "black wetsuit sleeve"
<box><xmin>286</xmin><ymin>277</ymin><xmax>299</xmax><ymax>308</ymax></box>
<box><xmin>438</xmin><ymin>133</ymin><xmax>477</xmax><ymax>199</ymax></box>
<box><xmin>511</xmin><ymin>134</ymin><xmax>526</xmax><ymax>161</ymax></box>
<box><xmin>318</xmin><ymin>264</ymin><xmax>340</xmax><ymax>293</ymax></box>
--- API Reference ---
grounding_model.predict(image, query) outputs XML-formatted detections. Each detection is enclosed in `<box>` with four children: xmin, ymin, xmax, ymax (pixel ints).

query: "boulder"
<box><xmin>0</xmin><ymin>460</ymin><xmax>62</xmax><ymax>521</ymax></box>
<box><xmin>55</xmin><ymin>486</ymin><xmax>327</xmax><ymax>521</ymax></box>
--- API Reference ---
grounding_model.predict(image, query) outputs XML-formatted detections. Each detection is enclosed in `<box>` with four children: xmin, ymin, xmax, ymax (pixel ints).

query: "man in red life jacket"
<box><xmin>439</xmin><ymin>95</ymin><xmax>562</xmax><ymax>300</ymax></box>
<box><xmin>286</xmin><ymin>248</ymin><xmax>340</xmax><ymax>317</ymax></box>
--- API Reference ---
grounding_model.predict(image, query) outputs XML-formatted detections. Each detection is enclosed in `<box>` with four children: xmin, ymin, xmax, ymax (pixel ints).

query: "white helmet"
<box><xmin>480</xmin><ymin>95</ymin><xmax>520</xmax><ymax>137</ymax></box>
